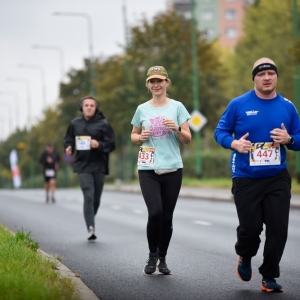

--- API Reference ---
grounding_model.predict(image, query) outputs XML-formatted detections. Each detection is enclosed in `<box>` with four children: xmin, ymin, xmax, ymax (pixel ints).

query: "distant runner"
<box><xmin>39</xmin><ymin>143</ymin><xmax>60</xmax><ymax>203</ymax></box>
<box><xmin>64</xmin><ymin>96</ymin><xmax>115</xmax><ymax>241</ymax></box>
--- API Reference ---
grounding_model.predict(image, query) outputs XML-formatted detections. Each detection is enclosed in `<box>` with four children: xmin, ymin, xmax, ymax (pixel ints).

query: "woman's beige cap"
<box><xmin>146</xmin><ymin>66</ymin><xmax>168</xmax><ymax>81</ymax></box>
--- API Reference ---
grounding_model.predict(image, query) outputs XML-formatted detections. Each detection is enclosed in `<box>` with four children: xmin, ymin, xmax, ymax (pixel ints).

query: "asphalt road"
<box><xmin>0</xmin><ymin>188</ymin><xmax>300</xmax><ymax>300</ymax></box>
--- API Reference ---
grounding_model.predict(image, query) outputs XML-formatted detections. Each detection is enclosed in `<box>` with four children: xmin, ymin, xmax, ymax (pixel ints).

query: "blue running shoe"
<box><xmin>261</xmin><ymin>278</ymin><xmax>283</xmax><ymax>293</ymax></box>
<box><xmin>236</xmin><ymin>256</ymin><xmax>252</xmax><ymax>281</ymax></box>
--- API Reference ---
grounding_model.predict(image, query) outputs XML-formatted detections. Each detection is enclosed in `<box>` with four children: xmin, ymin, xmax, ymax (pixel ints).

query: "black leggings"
<box><xmin>138</xmin><ymin>169</ymin><xmax>182</xmax><ymax>257</ymax></box>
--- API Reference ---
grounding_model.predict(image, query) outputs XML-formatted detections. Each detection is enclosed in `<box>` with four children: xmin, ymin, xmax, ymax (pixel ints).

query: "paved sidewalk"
<box><xmin>104</xmin><ymin>183</ymin><xmax>300</xmax><ymax>209</ymax></box>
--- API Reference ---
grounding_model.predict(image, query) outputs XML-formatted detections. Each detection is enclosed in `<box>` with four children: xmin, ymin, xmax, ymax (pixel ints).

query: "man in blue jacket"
<box><xmin>64</xmin><ymin>96</ymin><xmax>115</xmax><ymax>241</ymax></box>
<box><xmin>214</xmin><ymin>57</ymin><xmax>300</xmax><ymax>293</ymax></box>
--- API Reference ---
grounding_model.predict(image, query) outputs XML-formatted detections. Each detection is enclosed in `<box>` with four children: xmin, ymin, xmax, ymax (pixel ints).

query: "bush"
<box><xmin>183</xmin><ymin>149</ymin><xmax>231</xmax><ymax>178</ymax></box>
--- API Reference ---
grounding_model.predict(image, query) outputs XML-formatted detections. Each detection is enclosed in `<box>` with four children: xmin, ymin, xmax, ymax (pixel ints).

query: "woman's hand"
<box><xmin>162</xmin><ymin>118</ymin><xmax>179</xmax><ymax>132</ymax></box>
<box><xmin>139</xmin><ymin>125</ymin><xmax>152</xmax><ymax>142</ymax></box>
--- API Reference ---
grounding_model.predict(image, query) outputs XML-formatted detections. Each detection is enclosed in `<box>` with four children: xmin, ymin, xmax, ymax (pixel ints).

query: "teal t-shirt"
<box><xmin>131</xmin><ymin>99</ymin><xmax>191</xmax><ymax>170</ymax></box>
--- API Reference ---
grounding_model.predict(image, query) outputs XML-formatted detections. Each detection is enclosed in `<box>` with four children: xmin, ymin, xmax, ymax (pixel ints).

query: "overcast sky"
<box><xmin>0</xmin><ymin>0</ymin><xmax>168</xmax><ymax>139</ymax></box>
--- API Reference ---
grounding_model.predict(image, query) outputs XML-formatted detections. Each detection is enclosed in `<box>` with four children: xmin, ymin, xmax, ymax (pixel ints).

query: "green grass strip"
<box><xmin>0</xmin><ymin>226</ymin><xmax>81</xmax><ymax>300</ymax></box>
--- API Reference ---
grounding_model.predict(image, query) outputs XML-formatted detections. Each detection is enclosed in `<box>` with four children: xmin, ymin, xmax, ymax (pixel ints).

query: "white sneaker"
<box><xmin>87</xmin><ymin>226</ymin><xmax>97</xmax><ymax>241</ymax></box>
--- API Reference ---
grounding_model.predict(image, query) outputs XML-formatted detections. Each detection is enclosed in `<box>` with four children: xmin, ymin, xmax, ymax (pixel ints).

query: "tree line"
<box><xmin>0</xmin><ymin>0</ymin><xmax>299</xmax><ymax>186</ymax></box>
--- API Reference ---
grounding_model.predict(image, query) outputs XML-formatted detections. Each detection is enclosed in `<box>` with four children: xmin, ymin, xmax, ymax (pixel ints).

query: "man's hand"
<box><xmin>231</xmin><ymin>132</ymin><xmax>252</xmax><ymax>153</ymax></box>
<box><xmin>270</xmin><ymin>123</ymin><xmax>290</xmax><ymax>144</ymax></box>
<box><xmin>46</xmin><ymin>156</ymin><xmax>53</xmax><ymax>163</ymax></box>
<box><xmin>91</xmin><ymin>139</ymin><xmax>100</xmax><ymax>148</ymax></box>
<box><xmin>65</xmin><ymin>146</ymin><xmax>72</xmax><ymax>155</ymax></box>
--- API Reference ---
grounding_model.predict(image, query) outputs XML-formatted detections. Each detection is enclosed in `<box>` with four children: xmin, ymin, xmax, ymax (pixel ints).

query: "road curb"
<box><xmin>104</xmin><ymin>184</ymin><xmax>300</xmax><ymax>209</ymax></box>
<box><xmin>2</xmin><ymin>225</ymin><xmax>99</xmax><ymax>300</ymax></box>
<box><xmin>39</xmin><ymin>249</ymin><xmax>100</xmax><ymax>300</ymax></box>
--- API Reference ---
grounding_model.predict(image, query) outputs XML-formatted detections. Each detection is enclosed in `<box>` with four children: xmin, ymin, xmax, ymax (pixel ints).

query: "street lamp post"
<box><xmin>53</xmin><ymin>12</ymin><xmax>95</xmax><ymax>96</ymax></box>
<box><xmin>0</xmin><ymin>119</ymin><xmax>8</xmax><ymax>141</ymax></box>
<box><xmin>4</xmin><ymin>79</ymin><xmax>35</xmax><ymax>187</ymax></box>
<box><xmin>0</xmin><ymin>104</ymin><xmax>13</xmax><ymax>134</ymax></box>
<box><xmin>6</xmin><ymin>77</ymin><xmax>32</xmax><ymax>129</ymax></box>
<box><xmin>0</xmin><ymin>91</ymin><xmax>20</xmax><ymax>129</ymax></box>
<box><xmin>18</xmin><ymin>64</ymin><xmax>47</xmax><ymax>109</ymax></box>
<box><xmin>32</xmin><ymin>44</ymin><xmax>65</xmax><ymax>82</ymax></box>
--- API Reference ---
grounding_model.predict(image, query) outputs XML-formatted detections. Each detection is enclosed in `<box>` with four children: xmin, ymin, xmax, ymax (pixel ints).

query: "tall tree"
<box><xmin>123</xmin><ymin>11</ymin><xmax>229</xmax><ymax>131</ymax></box>
<box><xmin>227</xmin><ymin>0</ymin><xmax>300</xmax><ymax>102</ymax></box>
<box><xmin>0</xmin><ymin>10</ymin><xmax>230</xmax><ymax>184</ymax></box>
<box><xmin>59</xmin><ymin>11</ymin><xmax>230</xmax><ymax>146</ymax></box>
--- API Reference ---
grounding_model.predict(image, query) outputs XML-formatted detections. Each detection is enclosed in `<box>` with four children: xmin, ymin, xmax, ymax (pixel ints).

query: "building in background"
<box><xmin>168</xmin><ymin>0</ymin><xmax>255</xmax><ymax>48</ymax></box>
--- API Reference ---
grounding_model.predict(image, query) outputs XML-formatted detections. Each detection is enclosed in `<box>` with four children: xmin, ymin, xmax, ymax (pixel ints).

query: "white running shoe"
<box><xmin>87</xmin><ymin>226</ymin><xmax>97</xmax><ymax>241</ymax></box>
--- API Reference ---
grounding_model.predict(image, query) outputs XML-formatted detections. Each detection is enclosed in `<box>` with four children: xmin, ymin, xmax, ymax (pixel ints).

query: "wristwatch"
<box><xmin>288</xmin><ymin>136</ymin><xmax>294</xmax><ymax>144</ymax></box>
<box><xmin>177</xmin><ymin>126</ymin><xmax>181</xmax><ymax>133</ymax></box>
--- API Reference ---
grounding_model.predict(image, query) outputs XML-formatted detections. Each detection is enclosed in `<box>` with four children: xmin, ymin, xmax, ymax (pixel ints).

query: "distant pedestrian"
<box><xmin>131</xmin><ymin>66</ymin><xmax>191</xmax><ymax>274</ymax></box>
<box><xmin>214</xmin><ymin>57</ymin><xmax>300</xmax><ymax>293</ymax></box>
<box><xmin>39</xmin><ymin>143</ymin><xmax>60</xmax><ymax>203</ymax></box>
<box><xmin>64</xmin><ymin>96</ymin><xmax>115</xmax><ymax>241</ymax></box>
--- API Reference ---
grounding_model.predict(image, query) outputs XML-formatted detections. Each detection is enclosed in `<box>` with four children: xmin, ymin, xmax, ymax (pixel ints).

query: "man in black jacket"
<box><xmin>64</xmin><ymin>96</ymin><xmax>115</xmax><ymax>240</ymax></box>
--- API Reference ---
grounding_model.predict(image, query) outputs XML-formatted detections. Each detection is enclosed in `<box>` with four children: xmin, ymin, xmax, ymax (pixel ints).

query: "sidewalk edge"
<box><xmin>39</xmin><ymin>249</ymin><xmax>100</xmax><ymax>300</ymax></box>
<box><xmin>104</xmin><ymin>185</ymin><xmax>300</xmax><ymax>208</ymax></box>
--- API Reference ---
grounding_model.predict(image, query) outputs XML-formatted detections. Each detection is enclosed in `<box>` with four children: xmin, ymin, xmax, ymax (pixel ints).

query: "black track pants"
<box><xmin>232</xmin><ymin>169</ymin><xmax>291</xmax><ymax>278</ymax></box>
<box><xmin>138</xmin><ymin>169</ymin><xmax>182</xmax><ymax>256</ymax></box>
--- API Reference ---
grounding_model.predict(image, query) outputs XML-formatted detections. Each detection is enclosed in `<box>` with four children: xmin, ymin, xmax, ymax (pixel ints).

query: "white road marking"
<box><xmin>193</xmin><ymin>220</ymin><xmax>212</xmax><ymax>226</ymax></box>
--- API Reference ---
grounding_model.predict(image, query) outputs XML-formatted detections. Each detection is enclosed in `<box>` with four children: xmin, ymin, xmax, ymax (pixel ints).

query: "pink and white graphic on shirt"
<box><xmin>149</xmin><ymin>116</ymin><xmax>172</xmax><ymax>138</ymax></box>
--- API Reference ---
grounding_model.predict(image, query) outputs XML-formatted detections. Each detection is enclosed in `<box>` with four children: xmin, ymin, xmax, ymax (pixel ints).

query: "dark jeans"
<box><xmin>78</xmin><ymin>172</ymin><xmax>105</xmax><ymax>230</ymax></box>
<box><xmin>232</xmin><ymin>169</ymin><xmax>291</xmax><ymax>278</ymax></box>
<box><xmin>138</xmin><ymin>169</ymin><xmax>182</xmax><ymax>257</ymax></box>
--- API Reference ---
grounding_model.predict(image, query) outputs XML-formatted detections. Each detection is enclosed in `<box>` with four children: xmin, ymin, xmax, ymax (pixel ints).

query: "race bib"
<box><xmin>76</xmin><ymin>136</ymin><xmax>91</xmax><ymax>150</ymax></box>
<box><xmin>45</xmin><ymin>169</ymin><xmax>55</xmax><ymax>177</ymax></box>
<box><xmin>250</xmin><ymin>142</ymin><xmax>281</xmax><ymax>166</ymax></box>
<box><xmin>137</xmin><ymin>146</ymin><xmax>156</xmax><ymax>166</ymax></box>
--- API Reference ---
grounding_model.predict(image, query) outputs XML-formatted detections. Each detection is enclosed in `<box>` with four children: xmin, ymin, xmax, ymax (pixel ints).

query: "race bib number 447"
<box><xmin>250</xmin><ymin>142</ymin><xmax>281</xmax><ymax>166</ymax></box>
<box><xmin>137</xmin><ymin>146</ymin><xmax>155</xmax><ymax>166</ymax></box>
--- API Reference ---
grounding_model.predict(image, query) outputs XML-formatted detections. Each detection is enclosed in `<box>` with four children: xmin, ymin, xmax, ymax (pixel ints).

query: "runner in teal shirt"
<box><xmin>131</xmin><ymin>66</ymin><xmax>191</xmax><ymax>275</ymax></box>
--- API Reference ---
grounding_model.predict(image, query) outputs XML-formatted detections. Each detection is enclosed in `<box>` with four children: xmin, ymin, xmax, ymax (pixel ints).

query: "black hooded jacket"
<box><xmin>64</xmin><ymin>111</ymin><xmax>115</xmax><ymax>174</ymax></box>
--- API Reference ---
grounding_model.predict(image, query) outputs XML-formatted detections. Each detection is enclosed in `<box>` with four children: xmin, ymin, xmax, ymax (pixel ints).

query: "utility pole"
<box><xmin>190</xmin><ymin>0</ymin><xmax>202</xmax><ymax>177</ymax></box>
<box><xmin>293</xmin><ymin>0</ymin><xmax>300</xmax><ymax>181</ymax></box>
